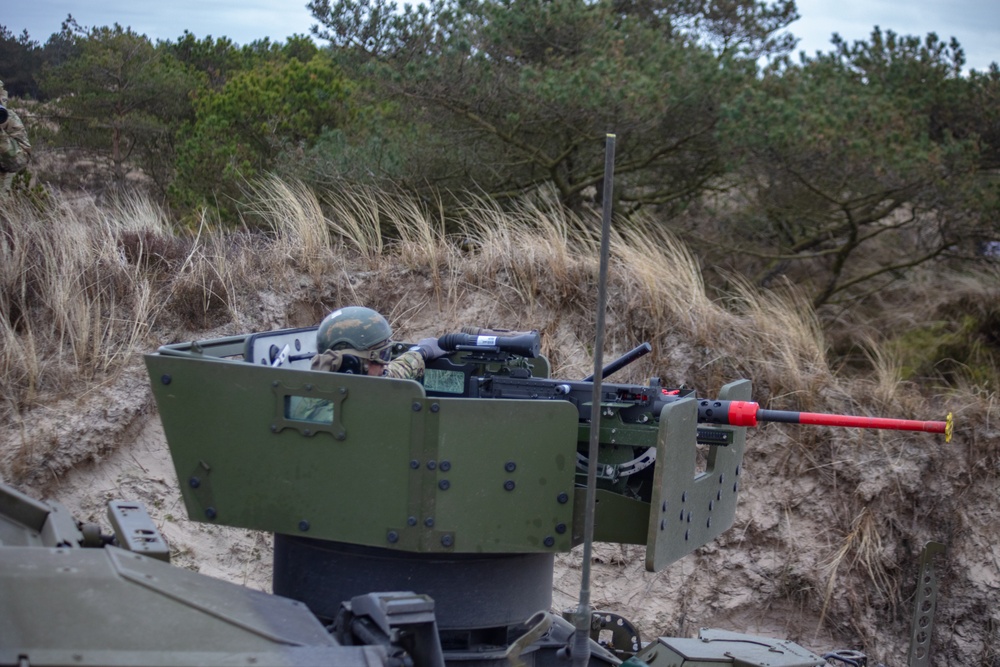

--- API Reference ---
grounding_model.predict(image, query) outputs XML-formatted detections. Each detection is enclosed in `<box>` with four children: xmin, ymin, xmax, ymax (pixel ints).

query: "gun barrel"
<box><xmin>584</xmin><ymin>342</ymin><xmax>652</xmax><ymax>382</ymax></box>
<box><xmin>758</xmin><ymin>409</ymin><xmax>953</xmax><ymax>440</ymax></box>
<box><xmin>706</xmin><ymin>399</ymin><xmax>954</xmax><ymax>442</ymax></box>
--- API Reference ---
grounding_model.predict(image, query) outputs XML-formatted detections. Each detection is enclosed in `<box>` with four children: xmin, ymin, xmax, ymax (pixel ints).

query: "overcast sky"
<box><xmin>4</xmin><ymin>0</ymin><xmax>998</xmax><ymax>72</ymax></box>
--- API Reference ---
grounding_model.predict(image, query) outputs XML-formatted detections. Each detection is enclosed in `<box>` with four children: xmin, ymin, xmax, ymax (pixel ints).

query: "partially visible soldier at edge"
<box><xmin>0</xmin><ymin>78</ymin><xmax>32</xmax><ymax>194</ymax></box>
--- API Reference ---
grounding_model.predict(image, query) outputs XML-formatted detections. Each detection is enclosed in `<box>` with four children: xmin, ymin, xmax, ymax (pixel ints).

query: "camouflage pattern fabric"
<box><xmin>0</xmin><ymin>109</ymin><xmax>30</xmax><ymax>172</ymax></box>
<box><xmin>308</xmin><ymin>348</ymin><xmax>424</xmax><ymax>380</ymax></box>
<box><xmin>289</xmin><ymin>349</ymin><xmax>426</xmax><ymax>423</ymax></box>
<box><xmin>310</xmin><ymin>350</ymin><xmax>344</xmax><ymax>372</ymax></box>
<box><xmin>316</xmin><ymin>307</ymin><xmax>393</xmax><ymax>359</ymax></box>
<box><xmin>290</xmin><ymin>396</ymin><xmax>335</xmax><ymax>424</ymax></box>
<box><xmin>1</xmin><ymin>81</ymin><xmax>31</xmax><ymax>193</ymax></box>
<box><xmin>382</xmin><ymin>350</ymin><xmax>425</xmax><ymax>380</ymax></box>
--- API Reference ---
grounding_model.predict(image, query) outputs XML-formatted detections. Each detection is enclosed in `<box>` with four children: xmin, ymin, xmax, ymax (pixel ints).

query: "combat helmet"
<box><xmin>316</xmin><ymin>306</ymin><xmax>394</xmax><ymax>363</ymax></box>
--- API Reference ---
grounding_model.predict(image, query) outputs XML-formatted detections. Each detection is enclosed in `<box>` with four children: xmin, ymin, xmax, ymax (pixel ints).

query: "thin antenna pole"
<box><xmin>572</xmin><ymin>134</ymin><xmax>616</xmax><ymax>667</ymax></box>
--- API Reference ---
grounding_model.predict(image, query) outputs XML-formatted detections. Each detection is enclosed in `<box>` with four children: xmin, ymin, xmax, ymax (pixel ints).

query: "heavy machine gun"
<box><xmin>426</xmin><ymin>330</ymin><xmax>952</xmax><ymax>495</ymax></box>
<box><xmin>434</xmin><ymin>333</ymin><xmax>952</xmax><ymax>434</ymax></box>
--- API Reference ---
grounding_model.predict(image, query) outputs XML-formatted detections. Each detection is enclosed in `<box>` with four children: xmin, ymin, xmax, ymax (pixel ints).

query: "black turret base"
<box><xmin>273</xmin><ymin>535</ymin><xmax>555</xmax><ymax>633</ymax></box>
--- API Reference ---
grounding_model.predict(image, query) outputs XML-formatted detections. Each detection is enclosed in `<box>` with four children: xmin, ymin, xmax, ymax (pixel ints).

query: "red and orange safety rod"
<box><xmin>692</xmin><ymin>398</ymin><xmax>954</xmax><ymax>443</ymax></box>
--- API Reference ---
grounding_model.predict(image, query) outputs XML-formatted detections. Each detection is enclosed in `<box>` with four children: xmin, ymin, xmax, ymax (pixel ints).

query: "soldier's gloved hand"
<box><xmin>413</xmin><ymin>337</ymin><xmax>446</xmax><ymax>361</ymax></box>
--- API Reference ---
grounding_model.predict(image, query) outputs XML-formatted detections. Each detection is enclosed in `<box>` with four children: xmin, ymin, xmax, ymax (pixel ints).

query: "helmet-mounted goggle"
<box><xmin>339</xmin><ymin>340</ymin><xmax>393</xmax><ymax>364</ymax></box>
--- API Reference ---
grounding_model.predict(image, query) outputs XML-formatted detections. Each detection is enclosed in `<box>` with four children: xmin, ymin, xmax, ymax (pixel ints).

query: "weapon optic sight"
<box><xmin>438</xmin><ymin>331</ymin><xmax>541</xmax><ymax>358</ymax></box>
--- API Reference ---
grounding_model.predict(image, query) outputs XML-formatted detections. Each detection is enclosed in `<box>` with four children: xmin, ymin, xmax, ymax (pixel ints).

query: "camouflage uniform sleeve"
<box><xmin>384</xmin><ymin>350</ymin><xmax>426</xmax><ymax>381</ymax></box>
<box><xmin>0</xmin><ymin>109</ymin><xmax>31</xmax><ymax>174</ymax></box>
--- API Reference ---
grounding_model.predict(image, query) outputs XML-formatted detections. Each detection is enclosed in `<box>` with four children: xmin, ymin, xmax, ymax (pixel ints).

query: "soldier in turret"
<box><xmin>310</xmin><ymin>306</ymin><xmax>445</xmax><ymax>380</ymax></box>
<box><xmin>292</xmin><ymin>306</ymin><xmax>446</xmax><ymax>423</ymax></box>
